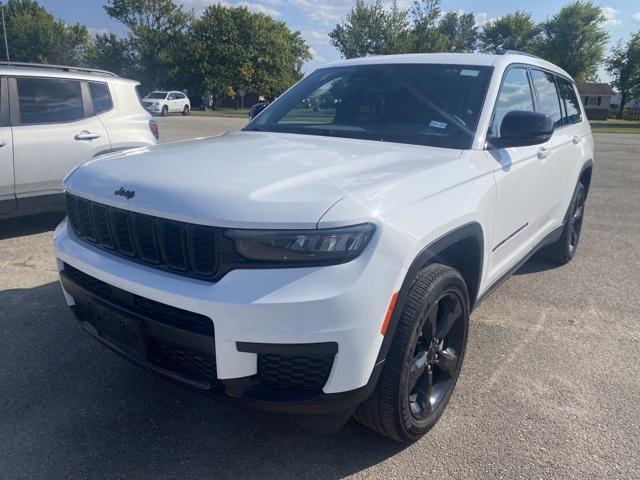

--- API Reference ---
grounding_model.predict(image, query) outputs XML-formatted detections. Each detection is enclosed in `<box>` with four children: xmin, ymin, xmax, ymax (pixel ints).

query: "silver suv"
<box><xmin>0</xmin><ymin>62</ymin><xmax>158</xmax><ymax>219</ymax></box>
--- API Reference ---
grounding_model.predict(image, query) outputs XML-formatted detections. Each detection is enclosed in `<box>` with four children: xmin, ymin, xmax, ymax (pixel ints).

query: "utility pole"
<box><xmin>0</xmin><ymin>1</ymin><xmax>9</xmax><ymax>64</ymax></box>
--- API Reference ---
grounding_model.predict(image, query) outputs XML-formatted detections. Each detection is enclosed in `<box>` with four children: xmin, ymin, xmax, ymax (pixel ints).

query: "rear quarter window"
<box><xmin>89</xmin><ymin>82</ymin><xmax>113</xmax><ymax>114</ymax></box>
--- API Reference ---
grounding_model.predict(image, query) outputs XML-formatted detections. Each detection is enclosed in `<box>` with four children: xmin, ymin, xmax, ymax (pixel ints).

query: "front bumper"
<box><xmin>54</xmin><ymin>218</ymin><xmax>401</xmax><ymax>413</ymax></box>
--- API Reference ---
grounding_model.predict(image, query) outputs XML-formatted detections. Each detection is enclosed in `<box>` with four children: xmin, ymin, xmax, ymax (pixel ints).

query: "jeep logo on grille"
<box><xmin>114</xmin><ymin>187</ymin><xmax>135</xmax><ymax>199</ymax></box>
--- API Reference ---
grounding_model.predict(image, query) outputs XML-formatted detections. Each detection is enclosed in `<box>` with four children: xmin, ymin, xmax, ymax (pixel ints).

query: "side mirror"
<box><xmin>489</xmin><ymin>110</ymin><xmax>554</xmax><ymax>148</ymax></box>
<box><xmin>249</xmin><ymin>102</ymin><xmax>268</xmax><ymax>119</ymax></box>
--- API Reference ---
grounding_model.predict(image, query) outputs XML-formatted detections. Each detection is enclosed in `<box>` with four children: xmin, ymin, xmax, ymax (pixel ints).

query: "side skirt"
<box><xmin>474</xmin><ymin>223</ymin><xmax>565</xmax><ymax>308</ymax></box>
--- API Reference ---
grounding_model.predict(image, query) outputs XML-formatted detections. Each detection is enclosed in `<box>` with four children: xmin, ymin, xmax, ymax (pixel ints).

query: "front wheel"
<box><xmin>161</xmin><ymin>105</ymin><xmax>169</xmax><ymax>117</ymax></box>
<box><xmin>355</xmin><ymin>263</ymin><xmax>469</xmax><ymax>442</ymax></box>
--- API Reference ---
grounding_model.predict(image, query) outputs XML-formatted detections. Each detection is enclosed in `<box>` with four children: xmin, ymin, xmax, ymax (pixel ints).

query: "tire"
<box><xmin>182</xmin><ymin>105</ymin><xmax>190</xmax><ymax>116</ymax></box>
<box><xmin>355</xmin><ymin>263</ymin><xmax>470</xmax><ymax>443</ymax></box>
<box><xmin>545</xmin><ymin>182</ymin><xmax>586</xmax><ymax>265</ymax></box>
<box><xmin>161</xmin><ymin>105</ymin><xmax>169</xmax><ymax>117</ymax></box>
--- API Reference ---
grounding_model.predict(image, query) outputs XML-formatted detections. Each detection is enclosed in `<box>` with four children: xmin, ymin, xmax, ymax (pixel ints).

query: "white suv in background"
<box><xmin>141</xmin><ymin>90</ymin><xmax>190</xmax><ymax>116</ymax></box>
<box><xmin>0</xmin><ymin>63</ymin><xmax>158</xmax><ymax>220</ymax></box>
<box><xmin>54</xmin><ymin>52</ymin><xmax>592</xmax><ymax>442</ymax></box>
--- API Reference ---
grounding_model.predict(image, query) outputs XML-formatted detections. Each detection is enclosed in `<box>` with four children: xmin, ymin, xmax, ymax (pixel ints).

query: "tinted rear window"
<box><xmin>17</xmin><ymin>77</ymin><xmax>84</xmax><ymax>124</ymax></box>
<box><xmin>557</xmin><ymin>77</ymin><xmax>582</xmax><ymax>124</ymax></box>
<box><xmin>246</xmin><ymin>64</ymin><xmax>493</xmax><ymax>149</ymax></box>
<box><xmin>89</xmin><ymin>82</ymin><xmax>113</xmax><ymax>114</ymax></box>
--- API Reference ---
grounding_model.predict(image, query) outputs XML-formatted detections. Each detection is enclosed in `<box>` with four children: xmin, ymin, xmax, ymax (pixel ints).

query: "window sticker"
<box><xmin>460</xmin><ymin>69</ymin><xmax>480</xmax><ymax>77</ymax></box>
<box><xmin>429</xmin><ymin>120</ymin><xmax>448</xmax><ymax>129</ymax></box>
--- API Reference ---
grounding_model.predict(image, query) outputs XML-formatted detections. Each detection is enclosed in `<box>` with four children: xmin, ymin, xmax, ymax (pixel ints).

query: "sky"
<box><xmin>39</xmin><ymin>0</ymin><xmax>640</xmax><ymax>80</ymax></box>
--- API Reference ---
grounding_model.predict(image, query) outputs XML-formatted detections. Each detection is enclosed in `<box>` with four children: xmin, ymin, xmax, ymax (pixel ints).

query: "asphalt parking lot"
<box><xmin>1</xmin><ymin>117</ymin><xmax>639</xmax><ymax>479</ymax></box>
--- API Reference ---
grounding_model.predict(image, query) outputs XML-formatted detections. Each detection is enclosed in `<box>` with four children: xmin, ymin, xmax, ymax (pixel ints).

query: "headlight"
<box><xmin>225</xmin><ymin>223</ymin><xmax>375</xmax><ymax>265</ymax></box>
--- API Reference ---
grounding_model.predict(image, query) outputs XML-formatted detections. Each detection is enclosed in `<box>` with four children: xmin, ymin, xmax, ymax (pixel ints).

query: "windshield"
<box><xmin>145</xmin><ymin>92</ymin><xmax>167</xmax><ymax>99</ymax></box>
<box><xmin>245</xmin><ymin>64</ymin><xmax>493</xmax><ymax>149</ymax></box>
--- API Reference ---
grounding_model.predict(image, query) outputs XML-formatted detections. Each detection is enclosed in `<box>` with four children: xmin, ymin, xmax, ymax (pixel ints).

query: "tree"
<box><xmin>104</xmin><ymin>0</ymin><xmax>192</xmax><ymax>90</ymax></box>
<box><xmin>329</xmin><ymin>0</ymin><xmax>409</xmax><ymax>59</ymax></box>
<box><xmin>436</xmin><ymin>11</ymin><xmax>478</xmax><ymax>53</ymax></box>
<box><xmin>85</xmin><ymin>33</ymin><xmax>136</xmax><ymax>77</ymax></box>
<box><xmin>480</xmin><ymin>11</ymin><xmax>540</xmax><ymax>53</ymax></box>
<box><xmin>606</xmin><ymin>32</ymin><xmax>640</xmax><ymax>119</ymax></box>
<box><xmin>2</xmin><ymin>0</ymin><xmax>88</xmax><ymax>65</ymax></box>
<box><xmin>410</xmin><ymin>0</ymin><xmax>445</xmax><ymax>53</ymax></box>
<box><xmin>536</xmin><ymin>1</ymin><xmax>609</xmax><ymax>81</ymax></box>
<box><xmin>191</xmin><ymin>5</ymin><xmax>311</xmax><ymax>108</ymax></box>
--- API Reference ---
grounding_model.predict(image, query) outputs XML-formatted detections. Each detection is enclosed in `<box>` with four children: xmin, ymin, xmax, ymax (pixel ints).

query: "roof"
<box><xmin>576</xmin><ymin>82</ymin><xmax>616</xmax><ymax>96</ymax></box>
<box><xmin>0</xmin><ymin>62</ymin><xmax>135</xmax><ymax>83</ymax></box>
<box><xmin>324</xmin><ymin>52</ymin><xmax>573</xmax><ymax>79</ymax></box>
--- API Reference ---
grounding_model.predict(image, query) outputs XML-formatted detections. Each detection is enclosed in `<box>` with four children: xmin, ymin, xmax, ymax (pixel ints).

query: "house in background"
<box><xmin>576</xmin><ymin>82</ymin><xmax>616</xmax><ymax>120</ymax></box>
<box><xmin>610</xmin><ymin>94</ymin><xmax>640</xmax><ymax>120</ymax></box>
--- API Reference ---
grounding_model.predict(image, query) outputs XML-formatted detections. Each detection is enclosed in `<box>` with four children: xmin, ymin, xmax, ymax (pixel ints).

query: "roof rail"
<box><xmin>0</xmin><ymin>61</ymin><xmax>118</xmax><ymax>77</ymax></box>
<box><xmin>495</xmin><ymin>50</ymin><xmax>542</xmax><ymax>60</ymax></box>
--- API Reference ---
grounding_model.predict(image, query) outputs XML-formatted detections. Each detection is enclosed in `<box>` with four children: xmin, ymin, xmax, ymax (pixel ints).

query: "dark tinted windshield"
<box><xmin>245</xmin><ymin>64</ymin><xmax>493</xmax><ymax>149</ymax></box>
<box><xmin>146</xmin><ymin>92</ymin><xmax>167</xmax><ymax>99</ymax></box>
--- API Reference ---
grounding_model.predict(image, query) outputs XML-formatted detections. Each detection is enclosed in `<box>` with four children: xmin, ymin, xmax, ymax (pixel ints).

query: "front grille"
<box><xmin>64</xmin><ymin>263</ymin><xmax>213</xmax><ymax>337</ymax></box>
<box><xmin>65</xmin><ymin>194</ymin><xmax>219</xmax><ymax>281</ymax></box>
<box><xmin>258</xmin><ymin>353</ymin><xmax>335</xmax><ymax>390</ymax></box>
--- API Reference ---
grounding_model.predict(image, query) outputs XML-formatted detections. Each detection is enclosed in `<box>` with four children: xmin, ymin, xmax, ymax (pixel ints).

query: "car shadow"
<box><xmin>0</xmin><ymin>281</ymin><xmax>406</xmax><ymax>479</ymax></box>
<box><xmin>0</xmin><ymin>211</ymin><xmax>65</xmax><ymax>240</ymax></box>
<box><xmin>513</xmin><ymin>250</ymin><xmax>558</xmax><ymax>275</ymax></box>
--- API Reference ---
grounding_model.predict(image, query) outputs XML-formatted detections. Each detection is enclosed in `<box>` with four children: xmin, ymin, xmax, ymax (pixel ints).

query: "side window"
<box><xmin>16</xmin><ymin>77</ymin><xmax>84</xmax><ymax>124</ymax></box>
<box><xmin>530</xmin><ymin>69</ymin><xmax>562</xmax><ymax>128</ymax></box>
<box><xmin>168</xmin><ymin>93</ymin><xmax>175</xmax><ymax>100</ymax></box>
<box><xmin>557</xmin><ymin>77</ymin><xmax>582</xmax><ymax>124</ymax></box>
<box><xmin>89</xmin><ymin>82</ymin><xmax>113</xmax><ymax>114</ymax></box>
<box><xmin>176</xmin><ymin>93</ymin><xmax>185</xmax><ymax>99</ymax></box>
<box><xmin>490</xmin><ymin>67</ymin><xmax>534</xmax><ymax>137</ymax></box>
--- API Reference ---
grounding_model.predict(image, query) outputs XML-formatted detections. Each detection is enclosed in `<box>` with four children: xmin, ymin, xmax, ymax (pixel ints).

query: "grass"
<box><xmin>590</xmin><ymin>118</ymin><xmax>640</xmax><ymax>134</ymax></box>
<box><xmin>189</xmin><ymin>108</ymin><xmax>250</xmax><ymax>118</ymax></box>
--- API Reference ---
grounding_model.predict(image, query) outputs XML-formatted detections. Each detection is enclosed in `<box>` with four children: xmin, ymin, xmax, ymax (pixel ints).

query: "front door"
<box><xmin>10</xmin><ymin>76</ymin><xmax>111</xmax><ymax>210</ymax></box>
<box><xmin>485</xmin><ymin>66</ymin><xmax>555</xmax><ymax>284</ymax></box>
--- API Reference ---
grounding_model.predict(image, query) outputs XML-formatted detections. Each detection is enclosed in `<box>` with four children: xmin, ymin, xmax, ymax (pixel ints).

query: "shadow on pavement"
<box><xmin>0</xmin><ymin>211</ymin><xmax>66</xmax><ymax>240</ymax></box>
<box><xmin>0</xmin><ymin>281</ymin><xmax>405</xmax><ymax>480</ymax></box>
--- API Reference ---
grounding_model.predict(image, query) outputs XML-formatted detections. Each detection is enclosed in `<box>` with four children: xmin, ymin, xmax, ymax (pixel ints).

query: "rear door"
<box><xmin>167</xmin><ymin>92</ymin><xmax>179</xmax><ymax>112</ymax></box>
<box><xmin>0</xmin><ymin>76</ymin><xmax>15</xmax><ymax>216</ymax></box>
<box><xmin>10</xmin><ymin>76</ymin><xmax>111</xmax><ymax>211</ymax></box>
<box><xmin>552</xmin><ymin>76</ymin><xmax>587</xmax><ymax>218</ymax></box>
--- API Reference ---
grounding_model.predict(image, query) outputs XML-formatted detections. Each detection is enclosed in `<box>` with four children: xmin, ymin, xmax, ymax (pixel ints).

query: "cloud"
<box><xmin>175</xmin><ymin>0</ymin><xmax>280</xmax><ymax>16</ymax></box>
<box><xmin>308</xmin><ymin>47</ymin><xmax>325</xmax><ymax>62</ymax></box>
<box><xmin>87</xmin><ymin>27</ymin><xmax>110</xmax><ymax>37</ymax></box>
<box><xmin>237</xmin><ymin>1</ymin><xmax>281</xmax><ymax>16</ymax></box>
<box><xmin>474</xmin><ymin>12</ymin><xmax>494</xmax><ymax>27</ymax></box>
<box><xmin>289</xmin><ymin>0</ymin><xmax>347</xmax><ymax>24</ymax></box>
<box><xmin>632</xmin><ymin>11</ymin><xmax>640</xmax><ymax>24</ymax></box>
<box><xmin>302</xmin><ymin>30</ymin><xmax>330</xmax><ymax>45</ymax></box>
<box><xmin>601</xmin><ymin>6</ymin><xmax>621</xmax><ymax>26</ymax></box>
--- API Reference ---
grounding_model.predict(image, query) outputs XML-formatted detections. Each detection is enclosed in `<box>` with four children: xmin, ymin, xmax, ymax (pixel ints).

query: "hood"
<box><xmin>64</xmin><ymin>131</ymin><xmax>462</xmax><ymax>228</ymax></box>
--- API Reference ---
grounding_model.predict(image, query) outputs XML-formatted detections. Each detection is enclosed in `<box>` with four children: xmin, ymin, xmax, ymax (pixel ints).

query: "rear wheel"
<box><xmin>355</xmin><ymin>263</ymin><xmax>469</xmax><ymax>442</ymax></box>
<box><xmin>182</xmin><ymin>105</ymin><xmax>190</xmax><ymax>116</ymax></box>
<box><xmin>546</xmin><ymin>182</ymin><xmax>585</xmax><ymax>265</ymax></box>
<box><xmin>161</xmin><ymin>105</ymin><xmax>169</xmax><ymax>117</ymax></box>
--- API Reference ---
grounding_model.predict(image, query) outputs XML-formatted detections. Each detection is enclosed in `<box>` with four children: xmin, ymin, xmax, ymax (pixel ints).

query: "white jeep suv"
<box><xmin>0</xmin><ymin>63</ymin><xmax>158</xmax><ymax>220</ymax></box>
<box><xmin>141</xmin><ymin>90</ymin><xmax>190</xmax><ymax>116</ymax></box>
<box><xmin>54</xmin><ymin>52</ymin><xmax>592</xmax><ymax>442</ymax></box>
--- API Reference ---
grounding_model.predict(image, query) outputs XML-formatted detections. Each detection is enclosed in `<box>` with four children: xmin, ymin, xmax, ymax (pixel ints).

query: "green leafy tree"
<box><xmin>329</xmin><ymin>0</ymin><xmax>410</xmax><ymax>58</ymax></box>
<box><xmin>480</xmin><ymin>11</ymin><xmax>541</xmax><ymax>53</ymax></box>
<box><xmin>191</xmin><ymin>5</ymin><xmax>310</xmax><ymax>108</ymax></box>
<box><xmin>410</xmin><ymin>0</ymin><xmax>445</xmax><ymax>53</ymax></box>
<box><xmin>85</xmin><ymin>33</ymin><xmax>136</xmax><ymax>77</ymax></box>
<box><xmin>536</xmin><ymin>1</ymin><xmax>609</xmax><ymax>81</ymax></box>
<box><xmin>2</xmin><ymin>0</ymin><xmax>88</xmax><ymax>65</ymax></box>
<box><xmin>436</xmin><ymin>11</ymin><xmax>478</xmax><ymax>53</ymax></box>
<box><xmin>104</xmin><ymin>0</ymin><xmax>192</xmax><ymax>90</ymax></box>
<box><xmin>606</xmin><ymin>32</ymin><xmax>640</xmax><ymax>119</ymax></box>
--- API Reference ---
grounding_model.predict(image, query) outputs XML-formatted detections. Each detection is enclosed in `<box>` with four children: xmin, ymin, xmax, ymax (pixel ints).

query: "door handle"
<box><xmin>0</xmin><ymin>141</ymin><xmax>6</xmax><ymax>147</ymax></box>
<box><xmin>74</xmin><ymin>131</ymin><xmax>101</xmax><ymax>141</ymax></box>
<box><xmin>537</xmin><ymin>146</ymin><xmax>550</xmax><ymax>159</ymax></box>
<box><xmin>572</xmin><ymin>135</ymin><xmax>582</xmax><ymax>145</ymax></box>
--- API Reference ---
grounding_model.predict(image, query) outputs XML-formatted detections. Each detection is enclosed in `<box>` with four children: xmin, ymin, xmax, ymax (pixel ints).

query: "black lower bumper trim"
<box><xmin>60</xmin><ymin>264</ymin><xmax>381</xmax><ymax>415</ymax></box>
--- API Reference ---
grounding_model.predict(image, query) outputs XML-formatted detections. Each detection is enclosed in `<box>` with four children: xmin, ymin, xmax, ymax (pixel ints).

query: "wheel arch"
<box><xmin>579</xmin><ymin>159</ymin><xmax>593</xmax><ymax>198</ymax></box>
<box><xmin>374</xmin><ymin>222</ymin><xmax>484</xmax><ymax>367</ymax></box>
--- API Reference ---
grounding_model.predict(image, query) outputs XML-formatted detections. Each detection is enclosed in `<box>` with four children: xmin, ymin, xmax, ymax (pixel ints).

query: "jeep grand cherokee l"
<box><xmin>53</xmin><ymin>52</ymin><xmax>593</xmax><ymax>442</ymax></box>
